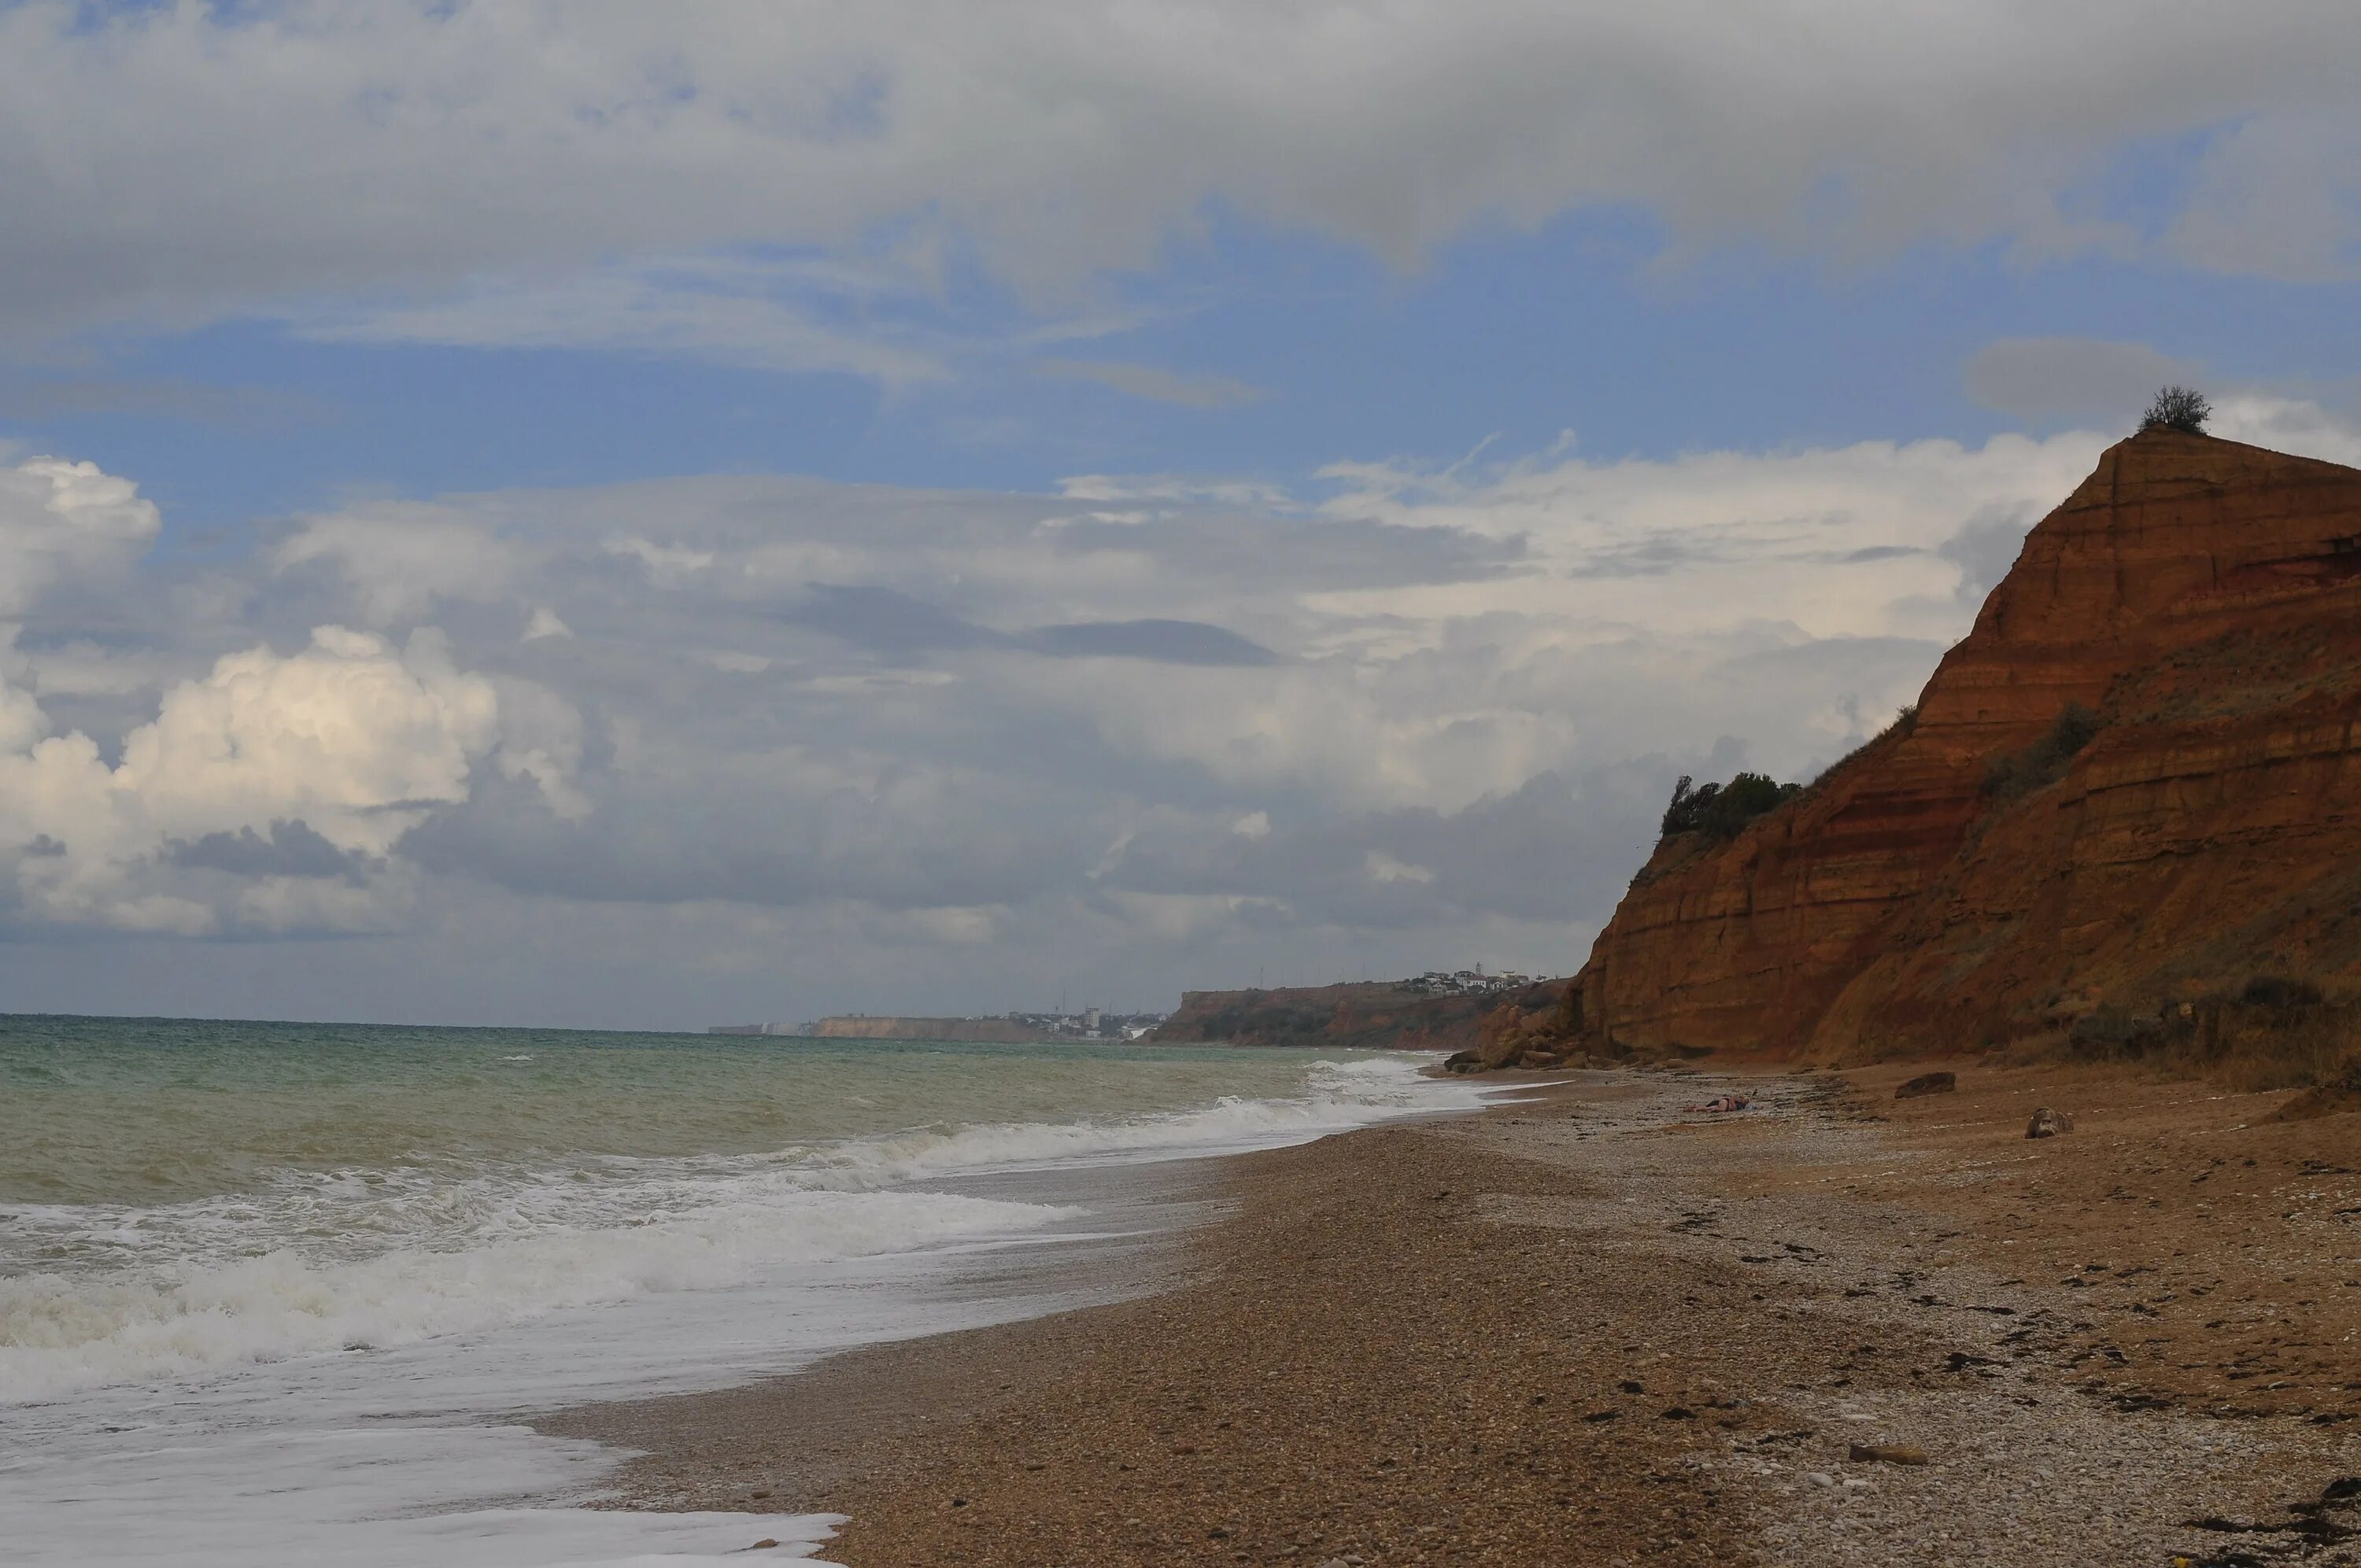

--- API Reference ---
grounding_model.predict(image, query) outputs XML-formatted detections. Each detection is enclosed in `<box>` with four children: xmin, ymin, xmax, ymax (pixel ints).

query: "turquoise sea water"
<box><xmin>0</xmin><ymin>1014</ymin><xmax>1398</xmax><ymax>1208</ymax></box>
<box><xmin>0</xmin><ymin>1013</ymin><xmax>1480</xmax><ymax>1402</ymax></box>
<box><xmin>0</xmin><ymin>1013</ymin><xmax>1485</xmax><ymax>1566</ymax></box>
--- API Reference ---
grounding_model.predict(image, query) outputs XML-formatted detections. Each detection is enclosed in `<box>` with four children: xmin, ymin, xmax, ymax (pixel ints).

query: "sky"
<box><xmin>4</xmin><ymin>2</ymin><xmax>2361</xmax><ymax>1029</ymax></box>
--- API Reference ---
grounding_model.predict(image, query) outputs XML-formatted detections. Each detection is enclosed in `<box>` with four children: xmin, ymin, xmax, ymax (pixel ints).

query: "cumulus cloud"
<box><xmin>0</xmin><ymin>625</ymin><xmax>515</xmax><ymax>933</ymax></box>
<box><xmin>2</xmin><ymin>2</ymin><xmax>2359</xmax><ymax>352</ymax></box>
<box><xmin>0</xmin><ymin>457</ymin><xmax>161</xmax><ymax>617</ymax></box>
<box><xmin>0</xmin><ymin>462</ymin><xmax>570</xmax><ymax>938</ymax></box>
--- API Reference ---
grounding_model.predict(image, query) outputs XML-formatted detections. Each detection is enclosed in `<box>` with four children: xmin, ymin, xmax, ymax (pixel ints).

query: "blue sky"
<box><xmin>3</xmin><ymin>2</ymin><xmax>2361</xmax><ymax>1026</ymax></box>
<box><xmin>19</xmin><ymin>205</ymin><xmax>2361</xmax><ymax>540</ymax></box>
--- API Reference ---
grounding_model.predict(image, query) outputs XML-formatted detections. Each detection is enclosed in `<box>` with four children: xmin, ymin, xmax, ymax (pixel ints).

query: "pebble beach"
<box><xmin>552</xmin><ymin>1063</ymin><xmax>2361</xmax><ymax>1566</ymax></box>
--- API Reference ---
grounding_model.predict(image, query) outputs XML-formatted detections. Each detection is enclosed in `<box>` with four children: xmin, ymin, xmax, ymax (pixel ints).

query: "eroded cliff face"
<box><xmin>1574</xmin><ymin>429</ymin><xmax>2361</xmax><ymax>1060</ymax></box>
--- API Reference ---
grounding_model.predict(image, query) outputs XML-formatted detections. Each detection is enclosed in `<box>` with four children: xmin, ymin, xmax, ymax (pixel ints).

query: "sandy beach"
<box><xmin>547</xmin><ymin>1064</ymin><xmax>2361</xmax><ymax>1565</ymax></box>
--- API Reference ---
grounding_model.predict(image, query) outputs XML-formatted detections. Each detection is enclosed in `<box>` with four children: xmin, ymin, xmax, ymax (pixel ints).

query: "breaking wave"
<box><xmin>1</xmin><ymin>1054</ymin><xmax>1479</xmax><ymax>1403</ymax></box>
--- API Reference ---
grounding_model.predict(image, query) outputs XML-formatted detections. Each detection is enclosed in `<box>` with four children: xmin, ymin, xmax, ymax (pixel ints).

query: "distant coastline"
<box><xmin>708</xmin><ymin>1009</ymin><xmax>1166</xmax><ymax>1042</ymax></box>
<box><xmin>711</xmin><ymin>969</ymin><xmax>1556</xmax><ymax>1050</ymax></box>
<box><xmin>1149</xmin><ymin>972</ymin><xmax>1558</xmax><ymax>1051</ymax></box>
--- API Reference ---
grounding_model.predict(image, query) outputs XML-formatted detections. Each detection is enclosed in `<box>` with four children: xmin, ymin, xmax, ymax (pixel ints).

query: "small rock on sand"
<box><xmin>1849</xmin><ymin>1443</ymin><xmax>1931</xmax><ymax>1466</ymax></box>
<box><xmin>2026</xmin><ymin>1107</ymin><xmax>2075</xmax><ymax>1138</ymax></box>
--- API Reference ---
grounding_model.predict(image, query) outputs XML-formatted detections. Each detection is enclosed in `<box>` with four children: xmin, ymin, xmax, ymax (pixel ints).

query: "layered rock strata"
<box><xmin>1572</xmin><ymin>429</ymin><xmax>2361</xmax><ymax>1059</ymax></box>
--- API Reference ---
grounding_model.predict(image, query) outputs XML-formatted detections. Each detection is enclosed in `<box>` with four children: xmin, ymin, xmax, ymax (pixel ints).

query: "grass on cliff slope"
<box><xmin>1985</xmin><ymin>703</ymin><xmax>2102</xmax><ymax>799</ymax></box>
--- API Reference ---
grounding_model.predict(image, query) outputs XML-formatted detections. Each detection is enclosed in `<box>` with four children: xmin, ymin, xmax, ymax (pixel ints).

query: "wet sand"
<box><xmin>544</xmin><ymin>1064</ymin><xmax>2361</xmax><ymax>1565</ymax></box>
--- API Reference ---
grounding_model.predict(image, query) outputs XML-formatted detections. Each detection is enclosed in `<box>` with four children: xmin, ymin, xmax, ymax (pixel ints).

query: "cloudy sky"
<box><xmin>4</xmin><ymin>2</ymin><xmax>2360</xmax><ymax>1028</ymax></box>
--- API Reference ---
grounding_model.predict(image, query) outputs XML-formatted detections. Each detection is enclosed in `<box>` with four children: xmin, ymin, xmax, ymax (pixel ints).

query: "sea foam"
<box><xmin>1</xmin><ymin>1053</ymin><xmax>1480</xmax><ymax>1404</ymax></box>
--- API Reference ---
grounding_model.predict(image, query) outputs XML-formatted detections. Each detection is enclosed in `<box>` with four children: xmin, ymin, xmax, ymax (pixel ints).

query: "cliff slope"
<box><xmin>1151</xmin><ymin>980</ymin><xmax>1566</xmax><ymax>1052</ymax></box>
<box><xmin>1572</xmin><ymin>428</ymin><xmax>2361</xmax><ymax>1061</ymax></box>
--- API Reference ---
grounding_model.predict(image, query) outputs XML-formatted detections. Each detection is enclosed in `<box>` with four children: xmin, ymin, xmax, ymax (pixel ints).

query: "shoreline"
<box><xmin>544</xmin><ymin>1064</ymin><xmax>2361</xmax><ymax>1565</ymax></box>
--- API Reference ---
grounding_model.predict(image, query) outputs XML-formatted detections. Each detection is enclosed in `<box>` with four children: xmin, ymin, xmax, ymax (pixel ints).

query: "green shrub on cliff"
<box><xmin>1660</xmin><ymin>770</ymin><xmax>1801</xmax><ymax>839</ymax></box>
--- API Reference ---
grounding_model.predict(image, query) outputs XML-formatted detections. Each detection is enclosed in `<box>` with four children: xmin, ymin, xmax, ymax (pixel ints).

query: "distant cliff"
<box><xmin>805</xmin><ymin>1016</ymin><xmax>1057</xmax><ymax>1043</ymax></box>
<box><xmin>1151</xmin><ymin>980</ymin><xmax>1565</xmax><ymax>1051</ymax></box>
<box><xmin>1565</xmin><ymin>429</ymin><xmax>2361</xmax><ymax>1067</ymax></box>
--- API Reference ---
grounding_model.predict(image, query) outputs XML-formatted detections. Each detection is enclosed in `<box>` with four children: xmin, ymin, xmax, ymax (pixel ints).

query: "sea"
<box><xmin>0</xmin><ymin>1014</ymin><xmax>1489</xmax><ymax>1566</ymax></box>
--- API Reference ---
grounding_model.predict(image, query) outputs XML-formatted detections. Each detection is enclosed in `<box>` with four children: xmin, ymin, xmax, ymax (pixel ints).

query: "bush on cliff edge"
<box><xmin>2141</xmin><ymin>384</ymin><xmax>2211</xmax><ymax>435</ymax></box>
<box><xmin>1660</xmin><ymin>770</ymin><xmax>1801</xmax><ymax>839</ymax></box>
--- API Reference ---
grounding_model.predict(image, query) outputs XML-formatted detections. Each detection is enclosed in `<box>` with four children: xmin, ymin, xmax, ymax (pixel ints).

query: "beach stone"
<box><xmin>1849</xmin><ymin>1443</ymin><xmax>1930</xmax><ymax>1466</ymax></box>
<box><xmin>1894</xmin><ymin>1072</ymin><xmax>1956</xmax><ymax>1099</ymax></box>
<box><xmin>1517</xmin><ymin>1050</ymin><xmax>1561</xmax><ymax>1070</ymax></box>
<box><xmin>2027</xmin><ymin>1107</ymin><xmax>2075</xmax><ymax>1138</ymax></box>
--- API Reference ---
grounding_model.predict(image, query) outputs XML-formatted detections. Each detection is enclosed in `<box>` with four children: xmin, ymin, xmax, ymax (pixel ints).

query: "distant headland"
<box><xmin>708</xmin><ymin>1009</ymin><xmax>1168</xmax><ymax>1042</ymax></box>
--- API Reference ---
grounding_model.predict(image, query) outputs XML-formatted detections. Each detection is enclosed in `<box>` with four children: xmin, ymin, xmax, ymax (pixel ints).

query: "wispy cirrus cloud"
<box><xmin>302</xmin><ymin>262</ymin><xmax>955</xmax><ymax>385</ymax></box>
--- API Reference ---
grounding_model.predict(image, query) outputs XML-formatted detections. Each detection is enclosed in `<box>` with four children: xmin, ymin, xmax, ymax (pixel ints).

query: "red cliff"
<box><xmin>1572</xmin><ymin>428</ymin><xmax>2361</xmax><ymax>1061</ymax></box>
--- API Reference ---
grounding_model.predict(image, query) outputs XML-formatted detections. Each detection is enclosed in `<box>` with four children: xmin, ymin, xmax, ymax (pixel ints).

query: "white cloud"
<box><xmin>306</xmin><ymin>263</ymin><xmax>951</xmax><ymax>384</ymax></box>
<box><xmin>1364</xmin><ymin>850</ymin><xmax>1435</xmax><ymax>886</ymax></box>
<box><xmin>0</xmin><ymin>457</ymin><xmax>161</xmax><ymax>616</ymax></box>
<box><xmin>275</xmin><ymin>507</ymin><xmax>518</xmax><ymax>625</ymax></box>
<box><xmin>523</xmin><ymin>607</ymin><xmax>572</xmax><ymax>642</ymax></box>
<box><xmin>2207</xmin><ymin>393</ymin><xmax>2361</xmax><ymax>467</ymax></box>
<box><xmin>124</xmin><ymin>626</ymin><xmax>497</xmax><ymax>850</ymax></box>
<box><xmin>0</xmin><ymin>625</ymin><xmax>508</xmax><ymax>933</ymax></box>
<box><xmin>3</xmin><ymin>2</ymin><xmax>2359</xmax><ymax>349</ymax></box>
<box><xmin>604</xmin><ymin>537</ymin><xmax>717</xmax><ymax>584</ymax></box>
<box><xmin>1004</xmin><ymin>430</ymin><xmax>2114</xmax><ymax>814</ymax></box>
